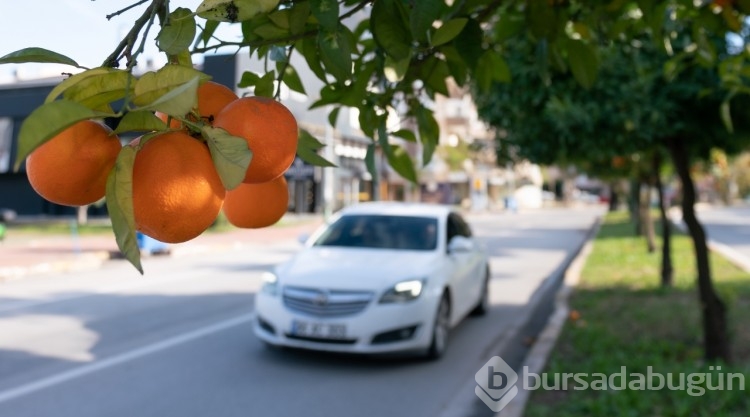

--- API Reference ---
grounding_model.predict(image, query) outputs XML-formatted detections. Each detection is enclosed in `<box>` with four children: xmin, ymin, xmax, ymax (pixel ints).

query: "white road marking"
<box><xmin>0</xmin><ymin>313</ymin><xmax>255</xmax><ymax>405</ymax></box>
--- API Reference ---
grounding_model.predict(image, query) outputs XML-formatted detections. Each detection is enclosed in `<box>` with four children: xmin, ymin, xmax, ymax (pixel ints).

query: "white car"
<box><xmin>254</xmin><ymin>202</ymin><xmax>490</xmax><ymax>359</ymax></box>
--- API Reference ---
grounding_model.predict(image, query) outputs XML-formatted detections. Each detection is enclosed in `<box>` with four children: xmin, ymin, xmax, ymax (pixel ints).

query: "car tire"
<box><xmin>426</xmin><ymin>293</ymin><xmax>451</xmax><ymax>360</ymax></box>
<box><xmin>470</xmin><ymin>266</ymin><xmax>490</xmax><ymax>316</ymax></box>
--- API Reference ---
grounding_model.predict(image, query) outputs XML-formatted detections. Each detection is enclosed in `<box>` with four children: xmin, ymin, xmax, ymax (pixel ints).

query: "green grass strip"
<box><xmin>526</xmin><ymin>211</ymin><xmax>749</xmax><ymax>417</ymax></box>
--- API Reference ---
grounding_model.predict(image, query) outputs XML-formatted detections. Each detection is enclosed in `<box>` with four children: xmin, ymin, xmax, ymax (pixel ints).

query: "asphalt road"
<box><xmin>0</xmin><ymin>207</ymin><xmax>603</xmax><ymax>417</ymax></box>
<box><xmin>697</xmin><ymin>205</ymin><xmax>750</xmax><ymax>261</ymax></box>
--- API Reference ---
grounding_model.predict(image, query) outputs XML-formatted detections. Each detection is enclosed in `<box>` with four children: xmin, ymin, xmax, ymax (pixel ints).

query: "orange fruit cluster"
<box><xmin>25</xmin><ymin>81</ymin><xmax>298</xmax><ymax>244</ymax></box>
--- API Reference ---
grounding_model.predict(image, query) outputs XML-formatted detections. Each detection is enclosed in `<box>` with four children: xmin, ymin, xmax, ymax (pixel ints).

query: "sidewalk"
<box><xmin>0</xmin><ymin>215</ymin><xmax>324</xmax><ymax>282</ymax></box>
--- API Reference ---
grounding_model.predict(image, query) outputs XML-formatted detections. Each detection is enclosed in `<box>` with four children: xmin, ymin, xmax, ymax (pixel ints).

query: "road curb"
<box><xmin>496</xmin><ymin>218</ymin><xmax>601</xmax><ymax>417</ymax></box>
<box><xmin>0</xmin><ymin>250</ymin><xmax>112</xmax><ymax>283</ymax></box>
<box><xmin>439</xmin><ymin>215</ymin><xmax>602</xmax><ymax>417</ymax></box>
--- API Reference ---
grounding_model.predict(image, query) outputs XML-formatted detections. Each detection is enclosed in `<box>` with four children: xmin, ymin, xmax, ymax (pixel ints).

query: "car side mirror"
<box><xmin>297</xmin><ymin>233</ymin><xmax>310</xmax><ymax>245</ymax></box>
<box><xmin>448</xmin><ymin>236</ymin><xmax>474</xmax><ymax>254</ymax></box>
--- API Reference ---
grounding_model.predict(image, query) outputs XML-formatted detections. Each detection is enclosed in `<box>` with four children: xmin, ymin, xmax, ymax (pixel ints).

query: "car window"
<box><xmin>446</xmin><ymin>213</ymin><xmax>472</xmax><ymax>246</ymax></box>
<box><xmin>453</xmin><ymin>213</ymin><xmax>473</xmax><ymax>237</ymax></box>
<box><xmin>313</xmin><ymin>215</ymin><xmax>438</xmax><ymax>251</ymax></box>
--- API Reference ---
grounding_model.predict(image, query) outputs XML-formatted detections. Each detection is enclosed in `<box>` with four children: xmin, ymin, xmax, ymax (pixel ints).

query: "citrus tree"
<box><xmin>0</xmin><ymin>2</ymin><xmax>747</xmax><ymax>288</ymax></box>
<box><xmin>475</xmin><ymin>10</ymin><xmax>750</xmax><ymax>363</ymax></box>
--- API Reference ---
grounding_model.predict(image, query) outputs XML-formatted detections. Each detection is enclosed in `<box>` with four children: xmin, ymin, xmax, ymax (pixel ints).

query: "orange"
<box><xmin>157</xmin><ymin>81</ymin><xmax>238</xmax><ymax>128</ymax></box>
<box><xmin>132</xmin><ymin>131</ymin><xmax>225</xmax><ymax>243</ymax></box>
<box><xmin>26</xmin><ymin>120</ymin><xmax>121</xmax><ymax>206</ymax></box>
<box><xmin>213</xmin><ymin>97</ymin><xmax>297</xmax><ymax>184</ymax></box>
<box><xmin>222</xmin><ymin>175</ymin><xmax>289</xmax><ymax>228</ymax></box>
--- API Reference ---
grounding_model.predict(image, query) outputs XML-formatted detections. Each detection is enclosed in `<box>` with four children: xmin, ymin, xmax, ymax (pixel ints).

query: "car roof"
<box><xmin>336</xmin><ymin>202</ymin><xmax>456</xmax><ymax>218</ymax></box>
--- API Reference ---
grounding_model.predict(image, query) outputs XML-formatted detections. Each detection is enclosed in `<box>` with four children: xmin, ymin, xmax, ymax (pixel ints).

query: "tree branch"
<box><xmin>192</xmin><ymin>30</ymin><xmax>318</xmax><ymax>54</ymax></box>
<box><xmin>274</xmin><ymin>46</ymin><xmax>296</xmax><ymax>99</ymax></box>
<box><xmin>103</xmin><ymin>0</ymin><xmax>167</xmax><ymax>68</ymax></box>
<box><xmin>106</xmin><ymin>0</ymin><xmax>150</xmax><ymax>21</ymax></box>
<box><xmin>340</xmin><ymin>0</ymin><xmax>370</xmax><ymax>21</ymax></box>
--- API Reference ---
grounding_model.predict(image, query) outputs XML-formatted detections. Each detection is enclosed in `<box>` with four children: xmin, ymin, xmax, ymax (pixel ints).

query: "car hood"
<box><xmin>278</xmin><ymin>247</ymin><xmax>440</xmax><ymax>291</ymax></box>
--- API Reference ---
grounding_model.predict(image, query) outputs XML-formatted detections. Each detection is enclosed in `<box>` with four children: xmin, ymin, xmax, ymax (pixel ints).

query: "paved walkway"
<box><xmin>0</xmin><ymin>215</ymin><xmax>324</xmax><ymax>281</ymax></box>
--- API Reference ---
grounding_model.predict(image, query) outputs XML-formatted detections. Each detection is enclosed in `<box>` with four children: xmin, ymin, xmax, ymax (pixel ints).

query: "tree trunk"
<box><xmin>630</xmin><ymin>178</ymin><xmax>642</xmax><ymax>235</ymax></box>
<box><xmin>641</xmin><ymin>183</ymin><xmax>656</xmax><ymax>253</ymax></box>
<box><xmin>653</xmin><ymin>152</ymin><xmax>673</xmax><ymax>287</ymax></box>
<box><xmin>608</xmin><ymin>180</ymin><xmax>620</xmax><ymax>212</ymax></box>
<box><xmin>666</xmin><ymin>137</ymin><xmax>731</xmax><ymax>363</ymax></box>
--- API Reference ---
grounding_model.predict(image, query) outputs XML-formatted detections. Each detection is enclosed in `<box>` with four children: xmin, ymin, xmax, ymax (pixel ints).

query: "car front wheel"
<box><xmin>426</xmin><ymin>293</ymin><xmax>451</xmax><ymax>360</ymax></box>
<box><xmin>471</xmin><ymin>266</ymin><xmax>490</xmax><ymax>316</ymax></box>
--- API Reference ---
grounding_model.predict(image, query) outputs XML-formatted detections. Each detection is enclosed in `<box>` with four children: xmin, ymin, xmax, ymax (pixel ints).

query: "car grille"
<box><xmin>283</xmin><ymin>286</ymin><xmax>374</xmax><ymax>317</ymax></box>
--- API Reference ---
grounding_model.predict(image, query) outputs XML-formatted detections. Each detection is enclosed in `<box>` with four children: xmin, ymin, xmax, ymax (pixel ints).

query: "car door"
<box><xmin>452</xmin><ymin>213</ymin><xmax>486</xmax><ymax>308</ymax></box>
<box><xmin>445</xmin><ymin>213</ymin><xmax>479</xmax><ymax>321</ymax></box>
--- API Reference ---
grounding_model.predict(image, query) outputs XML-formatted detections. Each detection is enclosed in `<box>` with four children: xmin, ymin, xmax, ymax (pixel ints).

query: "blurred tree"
<box><xmin>475</xmin><ymin>25</ymin><xmax>750</xmax><ymax>362</ymax></box>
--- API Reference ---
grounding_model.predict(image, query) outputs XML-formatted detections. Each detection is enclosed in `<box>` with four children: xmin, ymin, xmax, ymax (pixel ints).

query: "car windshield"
<box><xmin>313</xmin><ymin>215</ymin><xmax>439</xmax><ymax>251</ymax></box>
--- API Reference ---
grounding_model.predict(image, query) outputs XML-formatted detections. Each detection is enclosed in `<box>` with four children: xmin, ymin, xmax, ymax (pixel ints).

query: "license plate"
<box><xmin>291</xmin><ymin>320</ymin><xmax>347</xmax><ymax>339</ymax></box>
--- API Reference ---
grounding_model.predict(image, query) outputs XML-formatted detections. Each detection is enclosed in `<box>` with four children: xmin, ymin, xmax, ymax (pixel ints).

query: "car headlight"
<box><xmin>380</xmin><ymin>279</ymin><xmax>424</xmax><ymax>303</ymax></box>
<box><xmin>261</xmin><ymin>271</ymin><xmax>279</xmax><ymax>296</ymax></box>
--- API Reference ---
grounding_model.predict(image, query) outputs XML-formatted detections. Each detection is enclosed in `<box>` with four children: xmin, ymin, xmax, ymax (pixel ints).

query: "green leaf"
<box><xmin>197</xmin><ymin>20</ymin><xmax>220</xmax><ymax>47</ymax></box>
<box><xmin>309</xmin><ymin>84</ymin><xmax>344</xmax><ymax>109</ymax></box>
<box><xmin>238</xmin><ymin>71</ymin><xmax>261</xmax><ymax>88</ymax></box>
<box><xmin>278</xmin><ymin>63</ymin><xmax>306</xmax><ymax>95</ymax></box>
<box><xmin>14</xmin><ymin>100</ymin><xmax>105</xmax><ymax>170</ymax></box>
<box><xmin>476</xmin><ymin>51</ymin><xmax>512</xmax><ymax>92</ymax></box>
<box><xmin>411</xmin><ymin>0</ymin><xmax>445</xmax><ymax>44</ymax></box>
<box><xmin>268</xmin><ymin>9</ymin><xmax>291</xmax><ymax>29</ymax></box>
<box><xmin>340</xmin><ymin>61</ymin><xmax>376</xmax><ymax>106</ymax></box>
<box><xmin>253</xmin><ymin>23</ymin><xmax>289</xmax><ymax>39</ymax></box>
<box><xmin>298</xmin><ymin>37</ymin><xmax>328</xmax><ymax>82</ymax></box>
<box><xmin>297</xmin><ymin>146</ymin><xmax>336</xmax><ymax>167</ymax></box>
<box><xmin>297</xmin><ymin>129</ymin><xmax>336</xmax><ymax>167</ymax></box>
<box><xmin>318</xmin><ymin>28</ymin><xmax>353</xmax><ymax>81</ymax></box>
<box><xmin>202</xmin><ymin>126</ymin><xmax>253</xmax><ymax>190</ymax></box>
<box><xmin>328</xmin><ymin>107</ymin><xmax>340</xmax><ymax>127</ymax></box>
<box><xmin>135</xmin><ymin>76</ymin><xmax>201</xmax><ymax>116</ymax></box>
<box><xmin>289</xmin><ymin>2</ymin><xmax>311</xmax><ymax>35</ymax></box>
<box><xmin>310</xmin><ymin>0</ymin><xmax>339</xmax><ymax>32</ymax></box>
<box><xmin>385</xmin><ymin>144</ymin><xmax>417</xmax><ymax>183</ymax></box>
<box><xmin>565</xmin><ymin>39</ymin><xmax>599</xmax><ymax>89</ymax></box>
<box><xmin>197</xmin><ymin>0</ymin><xmax>281</xmax><ymax>22</ymax></box>
<box><xmin>299</xmin><ymin>129</ymin><xmax>325</xmax><ymax>150</ymax></box>
<box><xmin>371</xmin><ymin>0</ymin><xmax>412</xmax><ymax>61</ymax></box>
<box><xmin>431</xmin><ymin>18</ymin><xmax>468</xmax><ymax>47</ymax></box>
<box><xmin>392</xmin><ymin>129</ymin><xmax>417</xmax><ymax>142</ymax></box>
<box><xmin>475</xmin><ymin>54</ymin><xmax>492</xmax><ymax>92</ymax></box>
<box><xmin>63</xmin><ymin>70</ymin><xmax>136</xmax><ymax>112</ymax></box>
<box><xmin>157</xmin><ymin>8</ymin><xmax>196</xmax><ymax>55</ymax></box>
<box><xmin>358</xmin><ymin>106</ymin><xmax>379</xmax><ymax>137</ymax></box>
<box><xmin>254</xmin><ymin>72</ymin><xmax>276</xmax><ymax>97</ymax></box>
<box><xmin>442</xmin><ymin>45</ymin><xmax>468</xmax><ymax>86</ymax></box>
<box><xmin>46</xmin><ymin>67</ymin><xmax>117</xmax><ymax>103</ymax></box>
<box><xmin>454</xmin><ymin>19</ymin><xmax>483</xmax><ymax>69</ymax></box>
<box><xmin>106</xmin><ymin>146</ymin><xmax>142</xmax><ymax>274</ymax></box>
<box><xmin>365</xmin><ymin>143</ymin><xmax>377</xmax><ymax>180</ymax></box>
<box><xmin>0</xmin><ymin>47</ymin><xmax>82</xmax><ymax>68</ymax></box>
<box><xmin>528</xmin><ymin>0</ymin><xmax>558</xmax><ymax>40</ymax></box>
<box><xmin>424</xmin><ymin>58</ymin><xmax>451</xmax><ymax>96</ymax></box>
<box><xmin>495</xmin><ymin>12</ymin><xmax>524</xmax><ymax>41</ymax></box>
<box><xmin>720</xmin><ymin>100</ymin><xmax>734</xmax><ymax>134</ymax></box>
<box><xmin>417</xmin><ymin>107</ymin><xmax>439</xmax><ymax>165</ymax></box>
<box><xmin>377</xmin><ymin>121</ymin><xmax>390</xmax><ymax>150</ymax></box>
<box><xmin>113</xmin><ymin>111</ymin><xmax>168</xmax><ymax>134</ymax></box>
<box><xmin>384</xmin><ymin>55</ymin><xmax>410</xmax><ymax>82</ymax></box>
<box><xmin>133</xmin><ymin>65</ymin><xmax>211</xmax><ymax>107</ymax></box>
